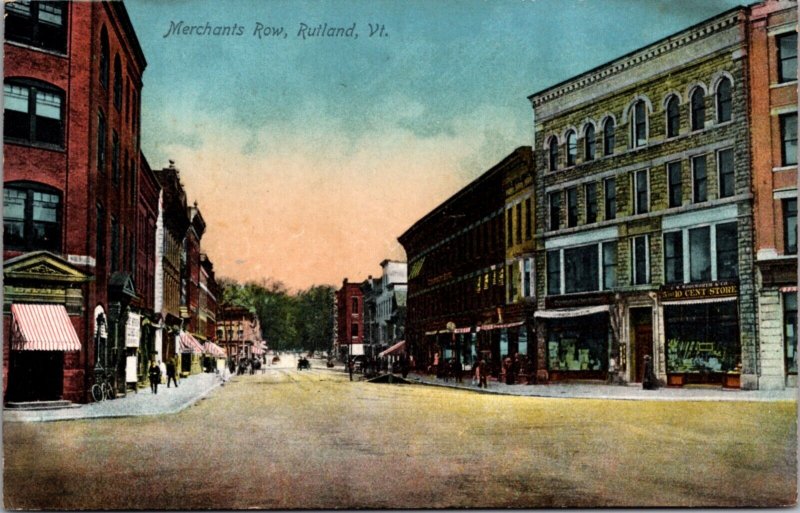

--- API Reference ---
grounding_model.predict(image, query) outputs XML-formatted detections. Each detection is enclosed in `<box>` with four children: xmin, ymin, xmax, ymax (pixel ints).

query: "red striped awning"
<box><xmin>179</xmin><ymin>332</ymin><xmax>204</xmax><ymax>354</ymax></box>
<box><xmin>204</xmin><ymin>341</ymin><xmax>226</xmax><ymax>358</ymax></box>
<box><xmin>378</xmin><ymin>340</ymin><xmax>406</xmax><ymax>358</ymax></box>
<box><xmin>251</xmin><ymin>345</ymin><xmax>264</xmax><ymax>355</ymax></box>
<box><xmin>11</xmin><ymin>304</ymin><xmax>82</xmax><ymax>351</ymax></box>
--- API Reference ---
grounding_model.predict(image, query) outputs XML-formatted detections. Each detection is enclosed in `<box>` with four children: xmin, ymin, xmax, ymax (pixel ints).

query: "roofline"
<box><xmin>111</xmin><ymin>2</ymin><xmax>147</xmax><ymax>71</ymax></box>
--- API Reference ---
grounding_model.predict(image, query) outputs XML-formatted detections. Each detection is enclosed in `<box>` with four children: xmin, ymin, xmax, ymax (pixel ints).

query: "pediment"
<box><xmin>109</xmin><ymin>272</ymin><xmax>137</xmax><ymax>299</ymax></box>
<box><xmin>4</xmin><ymin>251</ymin><xmax>93</xmax><ymax>284</ymax></box>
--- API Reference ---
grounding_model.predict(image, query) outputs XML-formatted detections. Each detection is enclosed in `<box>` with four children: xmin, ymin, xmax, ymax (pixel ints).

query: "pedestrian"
<box><xmin>478</xmin><ymin>358</ymin><xmax>488</xmax><ymax>388</ymax></box>
<box><xmin>643</xmin><ymin>355</ymin><xmax>659</xmax><ymax>390</ymax></box>
<box><xmin>348</xmin><ymin>357</ymin><xmax>354</xmax><ymax>382</ymax></box>
<box><xmin>401</xmin><ymin>354</ymin><xmax>410</xmax><ymax>379</ymax></box>
<box><xmin>453</xmin><ymin>358</ymin><xmax>463</xmax><ymax>383</ymax></box>
<box><xmin>220</xmin><ymin>364</ymin><xmax>231</xmax><ymax>385</ymax></box>
<box><xmin>512</xmin><ymin>353</ymin><xmax>522</xmax><ymax>385</ymax></box>
<box><xmin>148</xmin><ymin>360</ymin><xmax>162</xmax><ymax>394</ymax></box>
<box><xmin>166</xmin><ymin>358</ymin><xmax>178</xmax><ymax>388</ymax></box>
<box><xmin>441</xmin><ymin>358</ymin><xmax>451</xmax><ymax>382</ymax></box>
<box><xmin>504</xmin><ymin>355</ymin><xmax>514</xmax><ymax>385</ymax></box>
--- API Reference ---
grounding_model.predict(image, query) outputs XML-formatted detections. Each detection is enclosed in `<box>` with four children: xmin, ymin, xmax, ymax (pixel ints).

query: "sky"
<box><xmin>125</xmin><ymin>0</ymin><xmax>745</xmax><ymax>291</ymax></box>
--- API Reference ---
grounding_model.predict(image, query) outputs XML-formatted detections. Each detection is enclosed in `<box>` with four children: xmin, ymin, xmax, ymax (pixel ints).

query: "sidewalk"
<box><xmin>3</xmin><ymin>372</ymin><xmax>224</xmax><ymax>423</ymax></box>
<box><xmin>407</xmin><ymin>372</ymin><xmax>798</xmax><ymax>402</ymax></box>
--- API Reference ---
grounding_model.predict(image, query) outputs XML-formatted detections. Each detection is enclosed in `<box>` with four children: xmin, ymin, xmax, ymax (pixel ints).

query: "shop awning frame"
<box><xmin>533</xmin><ymin>304</ymin><xmax>610</xmax><ymax>319</ymax></box>
<box><xmin>11</xmin><ymin>304</ymin><xmax>82</xmax><ymax>351</ymax></box>
<box><xmin>378</xmin><ymin>340</ymin><xmax>406</xmax><ymax>358</ymax></box>
<box><xmin>661</xmin><ymin>296</ymin><xmax>737</xmax><ymax>306</ymax></box>
<box><xmin>204</xmin><ymin>341</ymin><xmax>226</xmax><ymax>358</ymax></box>
<box><xmin>179</xmin><ymin>331</ymin><xmax>204</xmax><ymax>354</ymax></box>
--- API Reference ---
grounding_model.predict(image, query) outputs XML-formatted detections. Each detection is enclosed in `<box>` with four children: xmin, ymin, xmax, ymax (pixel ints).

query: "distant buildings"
<box><xmin>335</xmin><ymin>279</ymin><xmax>364</xmax><ymax>358</ymax></box>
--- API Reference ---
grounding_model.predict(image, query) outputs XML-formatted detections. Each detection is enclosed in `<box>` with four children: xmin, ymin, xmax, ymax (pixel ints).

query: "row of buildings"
<box><xmin>2</xmin><ymin>2</ymin><xmax>263</xmax><ymax>404</ymax></box>
<box><xmin>397</xmin><ymin>0</ymin><xmax>797</xmax><ymax>389</ymax></box>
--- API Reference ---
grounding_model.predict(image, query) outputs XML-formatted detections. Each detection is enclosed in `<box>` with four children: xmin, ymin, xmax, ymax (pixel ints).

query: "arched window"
<box><xmin>3</xmin><ymin>181</ymin><xmax>62</xmax><ymax>252</ymax></box>
<box><xmin>603</xmin><ymin>118</ymin><xmax>615</xmax><ymax>156</ymax></box>
<box><xmin>716</xmin><ymin>78</ymin><xmax>732</xmax><ymax>123</ymax></box>
<box><xmin>113</xmin><ymin>55</ymin><xmax>122</xmax><ymax>110</ymax></box>
<box><xmin>100</xmin><ymin>27</ymin><xmax>109</xmax><ymax>89</ymax></box>
<box><xmin>566</xmin><ymin>130</ymin><xmax>577</xmax><ymax>166</ymax></box>
<box><xmin>4</xmin><ymin>79</ymin><xmax>64</xmax><ymax>147</ymax></box>
<box><xmin>666</xmin><ymin>95</ymin><xmax>680</xmax><ymax>138</ymax></box>
<box><xmin>691</xmin><ymin>88</ymin><xmax>705</xmax><ymax>131</ymax></box>
<box><xmin>584</xmin><ymin>124</ymin><xmax>596</xmax><ymax>161</ymax></box>
<box><xmin>548</xmin><ymin>136</ymin><xmax>559</xmax><ymax>171</ymax></box>
<box><xmin>630</xmin><ymin>100</ymin><xmax>647</xmax><ymax>148</ymax></box>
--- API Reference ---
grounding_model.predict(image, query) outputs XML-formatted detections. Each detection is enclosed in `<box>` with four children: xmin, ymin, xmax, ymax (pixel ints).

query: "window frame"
<box><xmin>631</xmin><ymin>235</ymin><xmax>649</xmax><ymax>285</ymax></box>
<box><xmin>778</xmin><ymin>32</ymin><xmax>798</xmax><ymax>84</ymax></box>
<box><xmin>663</xmin><ymin>231</ymin><xmax>684</xmax><ymax>285</ymax></box>
<box><xmin>666</xmin><ymin>95</ymin><xmax>680</xmax><ymax>138</ymax></box>
<box><xmin>566</xmin><ymin>130</ymin><xmax>577</xmax><ymax>167</ymax></box>
<box><xmin>566</xmin><ymin>187</ymin><xmax>578</xmax><ymax>228</ymax></box>
<box><xmin>717</xmin><ymin>148</ymin><xmax>735</xmax><ymax>199</ymax></box>
<box><xmin>604</xmin><ymin>177</ymin><xmax>616</xmax><ymax>221</ymax></box>
<box><xmin>784</xmin><ymin>292</ymin><xmax>797</xmax><ymax>375</ymax></box>
<box><xmin>584</xmin><ymin>124</ymin><xmax>596</xmax><ymax>162</ymax></box>
<box><xmin>692</xmin><ymin>154</ymin><xmax>707</xmax><ymax>203</ymax></box>
<box><xmin>603</xmin><ymin>118</ymin><xmax>615</xmax><ymax>156</ymax></box>
<box><xmin>630</xmin><ymin>100</ymin><xmax>647</xmax><ymax>148</ymax></box>
<box><xmin>113</xmin><ymin>54</ymin><xmax>123</xmax><ymax>111</ymax></box>
<box><xmin>716</xmin><ymin>77</ymin><xmax>732</xmax><ymax>123</ymax></box>
<box><xmin>780</xmin><ymin>112</ymin><xmax>798</xmax><ymax>167</ymax></box>
<box><xmin>633</xmin><ymin>169</ymin><xmax>649</xmax><ymax>215</ymax></box>
<box><xmin>548</xmin><ymin>136</ymin><xmax>559</xmax><ymax>171</ymax></box>
<box><xmin>784</xmin><ymin>198</ymin><xmax>797</xmax><ymax>255</ymax></box>
<box><xmin>548</xmin><ymin>191</ymin><xmax>562</xmax><ymax>231</ymax></box>
<box><xmin>3</xmin><ymin>181</ymin><xmax>63</xmax><ymax>252</ymax></box>
<box><xmin>585</xmin><ymin>182</ymin><xmax>598</xmax><ymax>224</ymax></box>
<box><xmin>100</xmin><ymin>27</ymin><xmax>109</xmax><ymax>89</ymax></box>
<box><xmin>524</xmin><ymin>197</ymin><xmax>532</xmax><ymax>240</ymax></box>
<box><xmin>5</xmin><ymin>1</ymin><xmax>68</xmax><ymax>54</ymax></box>
<box><xmin>546</xmin><ymin>249</ymin><xmax>561</xmax><ymax>296</ymax></box>
<box><xmin>690</xmin><ymin>87</ymin><xmax>706</xmax><ymax>131</ymax></box>
<box><xmin>3</xmin><ymin>79</ymin><xmax>65</xmax><ymax>148</ymax></box>
<box><xmin>667</xmin><ymin>161</ymin><xmax>683</xmax><ymax>208</ymax></box>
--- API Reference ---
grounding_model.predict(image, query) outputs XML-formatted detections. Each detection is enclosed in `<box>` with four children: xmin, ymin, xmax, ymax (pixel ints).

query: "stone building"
<box><xmin>749</xmin><ymin>0</ymin><xmax>798</xmax><ymax>390</ymax></box>
<box><xmin>529</xmin><ymin>7</ymin><xmax>756</xmax><ymax>387</ymax></box>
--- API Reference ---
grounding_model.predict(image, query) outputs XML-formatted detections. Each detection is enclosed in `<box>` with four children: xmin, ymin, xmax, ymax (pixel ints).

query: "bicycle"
<box><xmin>91</xmin><ymin>373</ymin><xmax>117</xmax><ymax>402</ymax></box>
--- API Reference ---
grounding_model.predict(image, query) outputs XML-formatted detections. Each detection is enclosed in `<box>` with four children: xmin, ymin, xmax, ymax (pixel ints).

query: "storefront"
<box><xmin>660</xmin><ymin>282</ymin><xmax>741</xmax><ymax>387</ymax></box>
<box><xmin>534</xmin><ymin>305</ymin><xmax>611</xmax><ymax>381</ymax></box>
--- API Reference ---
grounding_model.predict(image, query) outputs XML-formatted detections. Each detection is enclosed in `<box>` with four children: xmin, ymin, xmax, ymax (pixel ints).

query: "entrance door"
<box><xmin>8</xmin><ymin>351</ymin><xmax>64</xmax><ymax>402</ymax></box>
<box><xmin>630</xmin><ymin>308</ymin><xmax>653</xmax><ymax>383</ymax></box>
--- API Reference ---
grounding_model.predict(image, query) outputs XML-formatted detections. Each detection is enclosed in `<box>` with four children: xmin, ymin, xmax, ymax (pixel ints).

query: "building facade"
<box><xmin>335</xmin><ymin>279</ymin><xmax>365</xmax><ymax>359</ymax></box>
<box><xmin>376</xmin><ymin>260</ymin><xmax>408</xmax><ymax>351</ymax></box>
<box><xmin>529</xmin><ymin>7</ymin><xmax>756</xmax><ymax>387</ymax></box>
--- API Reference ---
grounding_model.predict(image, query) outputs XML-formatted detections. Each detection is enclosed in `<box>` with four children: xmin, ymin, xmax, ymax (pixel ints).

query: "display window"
<box><xmin>664</xmin><ymin>302</ymin><xmax>739</xmax><ymax>373</ymax></box>
<box><xmin>785</xmin><ymin>293</ymin><xmax>797</xmax><ymax>374</ymax></box>
<box><xmin>546</xmin><ymin>314</ymin><xmax>608</xmax><ymax>372</ymax></box>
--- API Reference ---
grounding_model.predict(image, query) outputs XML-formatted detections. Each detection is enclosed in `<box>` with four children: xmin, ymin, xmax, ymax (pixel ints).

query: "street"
<box><xmin>3</xmin><ymin>362</ymin><xmax>797</xmax><ymax>509</ymax></box>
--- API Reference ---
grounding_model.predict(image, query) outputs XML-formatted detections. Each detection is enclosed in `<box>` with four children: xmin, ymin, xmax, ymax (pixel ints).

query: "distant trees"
<box><xmin>218</xmin><ymin>278</ymin><xmax>334</xmax><ymax>354</ymax></box>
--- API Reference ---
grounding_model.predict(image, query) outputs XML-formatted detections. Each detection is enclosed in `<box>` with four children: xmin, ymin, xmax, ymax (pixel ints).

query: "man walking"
<box><xmin>166</xmin><ymin>358</ymin><xmax>178</xmax><ymax>388</ymax></box>
<box><xmin>148</xmin><ymin>361</ymin><xmax>162</xmax><ymax>394</ymax></box>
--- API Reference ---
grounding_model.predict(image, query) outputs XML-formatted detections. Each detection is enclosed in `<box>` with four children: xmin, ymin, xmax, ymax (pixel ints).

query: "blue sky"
<box><xmin>125</xmin><ymin>0</ymin><xmax>745</xmax><ymax>289</ymax></box>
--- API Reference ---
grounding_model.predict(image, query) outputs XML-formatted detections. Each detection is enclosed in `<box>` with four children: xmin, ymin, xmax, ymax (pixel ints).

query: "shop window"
<box><xmin>3</xmin><ymin>183</ymin><xmax>62</xmax><ymax>252</ymax></box>
<box><xmin>112</xmin><ymin>131</ymin><xmax>120</xmax><ymax>184</ymax></box>
<box><xmin>785</xmin><ymin>293</ymin><xmax>797</xmax><ymax>374</ymax></box>
<box><xmin>547</xmin><ymin>314</ymin><xmax>608</xmax><ymax>372</ymax></box>
<box><xmin>668</xmin><ymin>161</ymin><xmax>682</xmax><ymax>208</ymax></box>
<box><xmin>4</xmin><ymin>80</ymin><xmax>64</xmax><ymax>147</ymax></box>
<box><xmin>100</xmin><ymin>27</ymin><xmax>109</xmax><ymax>89</ymax></box>
<box><xmin>507</xmin><ymin>208</ymin><xmax>513</xmax><ymax>247</ymax></box>
<box><xmin>778</xmin><ymin>32</ymin><xmax>798</xmax><ymax>84</ymax></box>
<box><xmin>631</xmin><ymin>235</ymin><xmax>649</xmax><ymax>285</ymax></box>
<box><xmin>692</xmin><ymin>155</ymin><xmax>707</xmax><ymax>203</ymax></box>
<box><xmin>630</xmin><ymin>100</ymin><xmax>647</xmax><ymax>148</ymax></box>
<box><xmin>548</xmin><ymin>191</ymin><xmax>561</xmax><ymax>231</ymax></box>
<box><xmin>664</xmin><ymin>231</ymin><xmax>683</xmax><ymax>284</ymax></box>
<box><xmin>525</xmin><ymin>197</ymin><xmax>532</xmax><ymax>240</ymax></box>
<box><xmin>780</xmin><ymin>113</ymin><xmax>797</xmax><ymax>166</ymax></box>
<box><xmin>566</xmin><ymin>130</ymin><xmax>577</xmax><ymax>166</ymax></box>
<box><xmin>689</xmin><ymin>226</ymin><xmax>711</xmax><ymax>282</ymax></box>
<box><xmin>548</xmin><ymin>136</ymin><xmax>558</xmax><ymax>171</ymax></box>
<box><xmin>584</xmin><ymin>124</ymin><xmax>595</xmax><ymax>161</ymax></box>
<box><xmin>604</xmin><ymin>178</ymin><xmax>616</xmax><ymax>220</ymax></box>
<box><xmin>5</xmin><ymin>1</ymin><xmax>67</xmax><ymax>53</ymax></box>
<box><xmin>564</xmin><ymin>244</ymin><xmax>599</xmax><ymax>294</ymax></box>
<box><xmin>547</xmin><ymin>250</ymin><xmax>561</xmax><ymax>296</ymax></box>
<box><xmin>603</xmin><ymin>118</ymin><xmax>615</xmax><ymax>156</ymax></box>
<box><xmin>602</xmin><ymin>241</ymin><xmax>617</xmax><ymax>290</ymax></box>
<box><xmin>666</xmin><ymin>95</ymin><xmax>680</xmax><ymax>138</ymax></box>
<box><xmin>716</xmin><ymin>78</ymin><xmax>732</xmax><ymax>123</ymax></box>
<box><xmin>716</xmin><ymin>222</ymin><xmax>738</xmax><ymax>280</ymax></box>
<box><xmin>585</xmin><ymin>182</ymin><xmax>598</xmax><ymax>224</ymax></box>
<box><xmin>516</xmin><ymin>203</ymin><xmax>523</xmax><ymax>244</ymax></box>
<box><xmin>784</xmin><ymin>198</ymin><xmax>797</xmax><ymax>255</ymax></box>
<box><xmin>717</xmin><ymin>148</ymin><xmax>735</xmax><ymax>199</ymax></box>
<box><xmin>690</xmin><ymin>88</ymin><xmax>705</xmax><ymax>131</ymax></box>
<box><xmin>113</xmin><ymin>55</ymin><xmax>122</xmax><ymax>110</ymax></box>
<box><xmin>665</xmin><ymin>302</ymin><xmax>740</xmax><ymax>374</ymax></box>
<box><xmin>566</xmin><ymin>187</ymin><xmax>578</xmax><ymax>227</ymax></box>
<box><xmin>633</xmin><ymin>169</ymin><xmax>649</xmax><ymax>215</ymax></box>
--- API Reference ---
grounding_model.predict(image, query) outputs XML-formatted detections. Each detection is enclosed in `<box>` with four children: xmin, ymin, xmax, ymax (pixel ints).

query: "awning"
<box><xmin>11</xmin><ymin>304</ymin><xmax>82</xmax><ymax>351</ymax></box>
<box><xmin>179</xmin><ymin>331</ymin><xmax>204</xmax><ymax>354</ymax></box>
<box><xmin>204</xmin><ymin>341</ymin><xmax>226</xmax><ymax>358</ymax></box>
<box><xmin>479</xmin><ymin>321</ymin><xmax>525</xmax><ymax>331</ymax></box>
<box><xmin>251</xmin><ymin>345</ymin><xmax>264</xmax><ymax>355</ymax></box>
<box><xmin>533</xmin><ymin>304</ymin><xmax>610</xmax><ymax>319</ymax></box>
<box><xmin>662</xmin><ymin>296</ymin><xmax>737</xmax><ymax>306</ymax></box>
<box><xmin>378</xmin><ymin>340</ymin><xmax>406</xmax><ymax>358</ymax></box>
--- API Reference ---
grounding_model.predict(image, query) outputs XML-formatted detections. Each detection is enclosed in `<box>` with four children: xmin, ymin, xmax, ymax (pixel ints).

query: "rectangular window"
<box><xmin>516</xmin><ymin>203</ymin><xmax>523</xmax><ymax>244</ymax></box>
<box><xmin>668</xmin><ymin>161</ymin><xmax>682</xmax><ymax>208</ymax></box>
<box><xmin>780</xmin><ymin>113</ymin><xmax>797</xmax><ymax>166</ymax></box>
<box><xmin>785</xmin><ymin>292</ymin><xmax>797</xmax><ymax>374</ymax></box>
<box><xmin>566</xmin><ymin>187</ymin><xmax>578</xmax><ymax>227</ymax></box>
<box><xmin>507</xmin><ymin>264</ymin><xmax>517</xmax><ymax>302</ymax></box>
<box><xmin>564</xmin><ymin>244</ymin><xmax>599</xmax><ymax>293</ymax></box>
<box><xmin>585</xmin><ymin>182</ymin><xmax>597</xmax><ymax>224</ymax></box>
<box><xmin>525</xmin><ymin>197</ymin><xmax>532</xmax><ymax>240</ymax></box>
<box><xmin>689</xmin><ymin>226</ymin><xmax>711</xmax><ymax>282</ymax></box>
<box><xmin>3</xmin><ymin>188</ymin><xmax>26</xmax><ymax>249</ymax></box>
<box><xmin>523</xmin><ymin>257</ymin><xmax>533</xmax><ymax>298</ymax></box>
<box><xmin>6</xmin><ymin>0</ymin><xmax>67</xmax><ymax>53</ymax></box>
<box><xmin>784</xmin><ymin>198</ymin><xmax>797</xmax><ymax>255</ymax></box>
<box><xmin>112</xmin><ymin>132</ymin><xmax>120</xmax><ymax>184</ymax></box>
<box><xmin>633</xmin><ymin>170</ymin><xmax>649</xmax><ymax>214</ymax></box>
<box><xmin>717</xmin><ymin>148</ymin><xmax>735</xmax><ymax>198</ymax></box>
<box><xmin>716</xmin><ymin>222</ymin><xmax>738</xmax><ymax>280</ymax></box>
<box><xmin>547</xmin><ymin>250</ymin><xmax>561</xmax><ymax>296</ymax></box>
<box><xmin>664</xmin><ymin>231</ymin><xmax>684</xmax><ymax>284</ymax></box>
<box><xmin>602</xmin><ymin>242</ymin><xmax>617</xmax><ymax>290</ymax></box>
<box><xmin>778</xmin><ymin>32</ymin><xmax>798</xmax><ymax>84</ymax></box>
<box><xmin>632</xmin><ymin>235</ymin><xmax>649</xmax><ymax>285</ymax></box>
<box><xmin>548</xmin><ymin>192</ymin><xmax>561</xmax><ymax>231</ymax></box>
<box><xmin>692</xmin><ymin>155</ymin><xmax>707</xmax><ymax>203</ymax></box>
<box><xmin>604</xmin><ymin>178</ymin><xmax>616</xmax><ymax>220</ymax></box>
<box><xmin>507</xmin><ymin>208</ymin><xmax>513</xmax><ymax>247</ymax></box>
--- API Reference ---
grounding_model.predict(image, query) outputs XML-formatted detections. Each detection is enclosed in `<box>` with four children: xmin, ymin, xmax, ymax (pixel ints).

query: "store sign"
<box><xmin>125</xmin><ymin>312</ymin><xmax>141</xmax><ymax>348</ymax></box>
<box><xmin>660</xmin><ymin>281</ymin><xmax>738</xmax><ymax>301</ymax></box>
<box><xmin>545</xmin><ymin>292</ymin><xmax>613</xmax><ymax>309</ymax></box>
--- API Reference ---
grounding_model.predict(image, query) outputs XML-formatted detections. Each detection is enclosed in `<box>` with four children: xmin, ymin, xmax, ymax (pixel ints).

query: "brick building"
<box><xmin>216</xmin><ymin>305</ymin><xmax>262</xmax><ymax>361</ymax></box>
<box><xmin>749</xmin><ymin>0</ymin><xmax>798</xmax><ymax>389</ymax></box>
<box><xmin>398</xmin><ymin>147</ymin><xmax>532</xmax><ymax>375</ymax></box>
<box><xmin>529</xmin><ymin>7</ymin><xmax>756</xmax><ymax>387</ymax></box>
<box><xmin>4</xmin><ymin>1</ymin><xmax>150</xmax><ymax>402</ymax></box>
<box><xmin>335</xmin><ymin>279</ymin><xmax>365</xmax><ymax>359</ymax></box>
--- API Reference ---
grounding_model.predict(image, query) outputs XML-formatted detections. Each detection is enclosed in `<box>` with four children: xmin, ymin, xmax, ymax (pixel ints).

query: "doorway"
<box><xmin>7</xmin><ymin>351</ymin><xmax>64</xmax><ymax>402</ymax></box>
<box><xmin>630</xmin><ymin>308</ymin><xmax>653</xmax><ymax>383</ymax></box>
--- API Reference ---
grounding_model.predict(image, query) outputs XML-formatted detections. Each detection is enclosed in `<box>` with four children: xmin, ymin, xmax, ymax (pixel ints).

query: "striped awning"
<box><xmin>251</xmin><ymin>345</ymin><xmax>264</xmax><ymax>355</ymax></box>
<box><xmin>378</xmin><ymin>340</ymin><xmax>406</xmax><ymax>358</ymax></box>
<box><xmin>11</xmin><ymin>304</ymin><xmax>82</xmax><ymax>351</ymax></box>
<box><xmin>179</xmin><ymin>332</ymin><xmax>204</xmax><ymax>354</ymax></box>
<box><xmin>204</xmin><ymin>341</ymin><xmax>226</xmax><ymax>358</ymax></box>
